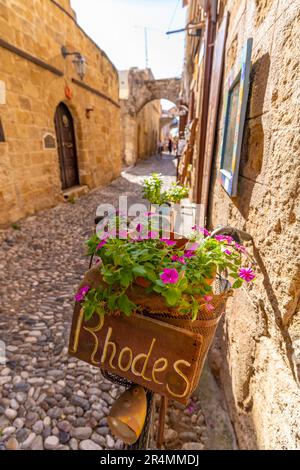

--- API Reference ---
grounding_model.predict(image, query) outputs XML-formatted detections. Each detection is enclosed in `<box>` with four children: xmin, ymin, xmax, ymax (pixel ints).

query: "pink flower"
<box><xmin>203</xmin><ymin>294</ymin><xmax>214</xmax><ymax>312</ymax></box>
<box><xmin>215</xmin><ymin>235</ymin><xmax>234</xmax><ymax>243</ymax></box>
<box><xmin>136</xmin><ymin>223</ymin><xmax>143</xmax><ymax>233</ymax></box>
<box><xmin>160</xmin><ymin>238</ymin><xmax>176</xmax><ymax>246</ymax></box>
<box><xmin>192</xmin><ymin>226</ymin><xmax>210</xmax><ymax>237</ymax></box>
<box><xmin>235</xmin><ymin>243</ymin><xmax>247</xmax><ymax>253</ymax></box>
<box><xmin>96</xmin><ymin>238</ymin><xmax>107</xmax><ymax>250</ymax></box>
<box><xmin>74</xmin><ymin>285</ymin><xmax>90</xmax><ymax>302</ymax></box>
<box><xmin>171</xmin><ymin>255</ymin><xmax>186</xmax><ymax>264</ymax></box>
<box><xmin>160</xmin><ymin>268</ymin><xmax>179</xmax><ymax>284</ymax></box>
<box><xmin>205</xmin><ymin>303</ymin><xmax>215</xmax><ymax>312</ymax></box>
<box><xmin>184</xmin><ymin>250</ymin><xmax>195</xmax><ymax>258</ymax></box>
<box><xmin>238</xmin><ymin>267</ymin><xmax>255</xmax><ymax>282</ymax></box>
<box><xmin>224</xmin><ymin>249</ymin><xmax>232</xmax><ymax>255</ymax></box>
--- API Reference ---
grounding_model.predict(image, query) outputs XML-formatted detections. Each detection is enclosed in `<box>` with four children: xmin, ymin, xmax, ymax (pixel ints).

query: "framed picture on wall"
<box><xmin>219</xmin><ymin>38</ymin><xmax>253</xmax><ymax>196</ymax></box>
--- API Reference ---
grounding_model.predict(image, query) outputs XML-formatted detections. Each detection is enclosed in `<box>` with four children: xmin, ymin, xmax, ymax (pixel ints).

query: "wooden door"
<box><xmin>54</xmin><ymin>103</ymin><xmax>79</xmax><ymax>190</ymax></box>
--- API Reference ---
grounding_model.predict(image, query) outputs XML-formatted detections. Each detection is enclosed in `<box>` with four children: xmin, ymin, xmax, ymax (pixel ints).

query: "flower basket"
<box><xmin>70</xmin><ymin>222</ymin><xmax>255</xmax><ymax>404</ymax></box>
<box><xmin>70</xmin><ymin>266</ymin><xmax>231</xmax><ymax>401</ymax></box>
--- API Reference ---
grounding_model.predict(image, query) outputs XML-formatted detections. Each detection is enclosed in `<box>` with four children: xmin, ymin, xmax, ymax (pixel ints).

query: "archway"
<box><xmin>54</xmin><ymin>102</ymin><xmax>79</xmax><ymax>189</ymax></box>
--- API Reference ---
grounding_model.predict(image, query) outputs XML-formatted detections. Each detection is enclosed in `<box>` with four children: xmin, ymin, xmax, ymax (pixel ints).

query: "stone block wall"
<box><xmin>0</xmin><ymin>0</ymin><xmax>121</xmax><ymax>225</ymax></box>
<box><xmin>208</xmin><ymin>0</ymin><xmax>300</xmax><ymax>449</ymax></box>
<box><xmin>136</xmin><ymin>100</ymin><xmax>161</xmax><ymax>160</ymax></box>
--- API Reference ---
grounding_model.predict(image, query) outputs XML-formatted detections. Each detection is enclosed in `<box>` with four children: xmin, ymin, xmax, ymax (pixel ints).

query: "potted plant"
<box><xmin>76</xmin><ymin>222</ymin><xmax>255</xmax><ymax>321</ymax></box>
<box><xmin>165</xmin><ymin>182</ymin><xmax>189</xmax><ymax>204</ymax></box>
<box><xmin>142</xmin><ymin>174</ymin><xmax>189</xmax><ymax>227</ymax></box>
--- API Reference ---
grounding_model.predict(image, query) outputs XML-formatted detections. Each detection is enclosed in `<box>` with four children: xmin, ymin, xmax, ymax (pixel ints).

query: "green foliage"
<box><xmin>165</xmin><ymin>182</ymin><xmax>189</xmax><ymax>203</ymax></box>
<box><xmin>78</xmin><ymin>222</ymin><xmax>254</xmax><ymax>321</ymax></box>
<box><xmin>11</xmin><ymin>223</ymin><xmax>20</xmax><ymax>230</ymax></box>
<box><xmin>142</xmin><ymin>173</ymin><xmax>167</xmax><ymax>205</ymax></box>
<box><xmin>142</xmin><ymin>173</ymin><xmax>190</xmax><ymax>205</ymax></box>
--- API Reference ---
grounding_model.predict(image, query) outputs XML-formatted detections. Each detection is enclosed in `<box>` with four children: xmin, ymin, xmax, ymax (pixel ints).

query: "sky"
<box><xmin>70</xmin><ymin>0</ymin><xmax>186</xmax><ymax>81</ymax></box>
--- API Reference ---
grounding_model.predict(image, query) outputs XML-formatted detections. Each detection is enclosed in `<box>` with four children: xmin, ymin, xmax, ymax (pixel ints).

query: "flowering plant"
<box><xmin>142</xmin><ymin>173</ymin><xmax>189</xmax><ymax>205</ymax></box>
<box><xmin>165</xmin><ymin>182</ymin><xmax>189</xmax><ymax>203</ymax></box>
<box><xmin>142</xmin><ymin>173</ymin><xmax>167</xmax><ymax>205</ymax></box>
<box><xmin>76</xmin><ymin>223</ymin><xmax>255</xmax><ymax>321</ymax></box>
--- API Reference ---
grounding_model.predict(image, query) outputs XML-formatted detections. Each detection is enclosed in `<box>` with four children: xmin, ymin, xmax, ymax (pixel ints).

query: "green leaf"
<box><xmin>132</xmin><ymin>265</ymin><xmax>147</xmax><ymax>277</ymax></box>
<box><xmin>108</xmin><ymin>293</ymin><xmax>118</xmax><ymax>311</ymax></box>
<box><xmin>118</xmin><ymin>294</ymin><xmax>136</xmax><ymax>316</ymax></box>
<box><xmin>84</xmin><ymin>304</ymin><xmax>95</xmax><ymax>321</ymax></box>
<box><xmin>145</xmin><ymin>268</ymin><xmax>157</xmax><ymax>282</ymax></box>
<box><xmin>232</xmin><ymin>279</ymin><xmax>243</xmax><ymax>288</ymax></box>
<box><xmin>163</xmin><ymin>287</ymin><xmax>181</xmax><ymax>306</ymax></box>
<box><xmin>119</xmin><ymin>268</ymin><xmax>133</xmax><ymax>288</ymax></box>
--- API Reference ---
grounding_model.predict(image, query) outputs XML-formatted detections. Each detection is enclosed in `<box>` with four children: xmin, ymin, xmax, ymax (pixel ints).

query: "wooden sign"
<box><xmin>69</xmin><ymin>304</ymin><xmax>203</xmax><ymax>404</ymax></box>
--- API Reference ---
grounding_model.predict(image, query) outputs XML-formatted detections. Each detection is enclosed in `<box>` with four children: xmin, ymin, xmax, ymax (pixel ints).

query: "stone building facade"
<box><xmin>182</xmin><ymin>0</ymin><xmax>300</xmax><ymax>450</ymax></box>
<box><xmin>0</xmin><ymin>0</ymin><xmax>121</xmax><ymax>225</ymax></box>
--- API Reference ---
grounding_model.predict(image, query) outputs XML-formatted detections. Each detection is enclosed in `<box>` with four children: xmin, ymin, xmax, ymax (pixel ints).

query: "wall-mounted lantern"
<box><xmin>61</xmin><ymin>46</ymin><xmax>86</xmax><ymax>80</ymax></box>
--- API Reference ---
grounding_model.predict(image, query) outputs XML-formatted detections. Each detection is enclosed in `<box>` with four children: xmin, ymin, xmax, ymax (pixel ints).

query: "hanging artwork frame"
<box><xmin>219</xmin><ymin>38</ymin><xmax>253</xmax><ymax>196</ymax></box>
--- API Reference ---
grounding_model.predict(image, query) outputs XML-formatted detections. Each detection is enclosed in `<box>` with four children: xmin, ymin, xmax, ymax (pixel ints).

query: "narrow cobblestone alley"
<box><xmin>0</xmin><ymin>155</ymin><xmax>236</xmax><ymax>450</ymax></box>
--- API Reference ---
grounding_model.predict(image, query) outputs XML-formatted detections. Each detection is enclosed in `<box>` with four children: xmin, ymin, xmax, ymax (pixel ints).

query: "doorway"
<box><xmin>54</xmin><ymin>102</ymin><xmax>79</xmax><ymax>190</ymax></box>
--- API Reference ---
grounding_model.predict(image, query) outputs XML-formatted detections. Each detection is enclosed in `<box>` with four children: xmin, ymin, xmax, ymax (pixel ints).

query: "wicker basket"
<box><xmin>139</xmin><ymin>291</ymin><xmax>230</xmax><ymax>393</ymax></box>
<box><xmin>79</xmin><ymin>260</ymin><xmax>231</xmax><ymax>394</ymax></box>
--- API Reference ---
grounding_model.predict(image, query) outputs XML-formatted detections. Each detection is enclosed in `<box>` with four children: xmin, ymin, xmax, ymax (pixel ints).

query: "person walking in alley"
<box><xmin>168</xmin><ymin>138</ymin><xmax>173</xmax><ymax>154</ymax></box>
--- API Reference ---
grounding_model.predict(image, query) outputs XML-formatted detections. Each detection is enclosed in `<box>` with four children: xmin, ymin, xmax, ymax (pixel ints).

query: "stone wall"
<box><xmin>0</xmin><ymin>0</ymin><xmax>121</xmax><ymax>225</ymax></box>
<box><xmin>136</xmin><ymin>100</ymin><xmax>161</xmax><ymax>160</ymax></box>
<box><xmin>207</xmin><ymin>0</ymin><xmax>300</xmax><ymax>449</ymax></box>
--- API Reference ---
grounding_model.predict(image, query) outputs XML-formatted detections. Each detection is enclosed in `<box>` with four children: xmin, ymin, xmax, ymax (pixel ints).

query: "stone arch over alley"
<box><xmin>134</xmin><ymin>77</ymin><xmax>182</xmax><ymax>114</ymax></box>
<box><xmin>119</xmin><ymin>68</ymin><xmax>182</xmax><ymax>166</ymax></box>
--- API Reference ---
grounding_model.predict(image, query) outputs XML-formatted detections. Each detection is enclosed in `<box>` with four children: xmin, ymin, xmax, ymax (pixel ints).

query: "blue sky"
<box><xmin>71</xmin><ymin>0</ymin><xmax>186</xmax><ymax>80</ymax></box>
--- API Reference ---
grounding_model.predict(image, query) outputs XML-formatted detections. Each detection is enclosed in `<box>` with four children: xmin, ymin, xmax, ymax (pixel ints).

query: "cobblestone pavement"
<box><xmin>0</xmin><ymin>154</ymin><xmax>236</xmax><ymax>450</ymax></box>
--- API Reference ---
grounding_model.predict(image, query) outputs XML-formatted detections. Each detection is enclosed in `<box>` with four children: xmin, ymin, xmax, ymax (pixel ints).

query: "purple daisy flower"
<box><xmin>238</xmin><ymin>267</ymin><xmax>255</xmax><ymax>282</ymax></box>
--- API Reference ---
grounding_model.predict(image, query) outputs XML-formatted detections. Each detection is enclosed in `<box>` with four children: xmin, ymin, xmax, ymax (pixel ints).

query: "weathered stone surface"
<box><xmin>71</xmin><ymin>427</ymin><xmax>92</xmax><ymax>440</ymax></box>
<box><xmin>79</xmin><ymin>439</ymin><xmax>102</xmax><ymax>450</ymax></box>
<box><xmin>44</xmin><ymin>436</ymin><xmax>59</xmax><ymax>450</ymax></box>
<box><xmin>182</xmin><ymin>442</ymin><xmax>204</xmax><ymax>450</ymax></box>
<box><xmin>206</xmin><ymin>0</ymin><xmax>300</xmax><ymax>451</ymax></box>
<box><xmin>6</xmin><ymin>437</ymin><xmax>19</xmax><ymax>450</ymax></box>
<box><xmin>0</xmin><ymin>0</ymin><xmax>121</xmax><ymax>226</ymax></box>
